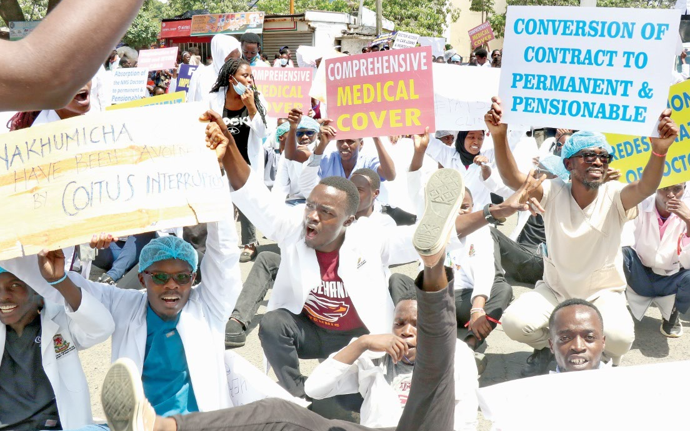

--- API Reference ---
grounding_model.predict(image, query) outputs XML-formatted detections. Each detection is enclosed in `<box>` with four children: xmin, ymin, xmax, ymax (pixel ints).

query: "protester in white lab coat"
<box><xmin>0</xmin><ymin>265</ymin><xmax>114</xmax><ymax>429</ymax></box>
<box><xmin>1</xmin><ymin>201</ymin><xmax>243</xmax><ymax>415</ymax></box>
<box><xmin>305</xmin><ymin>293</ymin><xmax>479</xmax><ymax>430</ymax></box>
<box><xmin>187</xmin><ymin>35</ymin><xmax>241</xmax><ymax>105</ymax></box>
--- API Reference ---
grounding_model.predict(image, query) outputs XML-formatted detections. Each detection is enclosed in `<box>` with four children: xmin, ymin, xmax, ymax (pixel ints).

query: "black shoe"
<box><xmin>98</xmin><ymin>273</ymin><xmax>116</xmax><ymax>285</ymax></box>
<box><xmin>225</xmin><ymin>318</ymin><xmax>247</xmax><ymax>348</ymax></box>
<box><xmin>520</xmin><ymin>347</ymin><xmax>553</xmax><ymax>377</ymax></box>
<box><xmin>661</xmin><ymin>309</ymin><xmax>683</xmax><ymax>338</ymax></box>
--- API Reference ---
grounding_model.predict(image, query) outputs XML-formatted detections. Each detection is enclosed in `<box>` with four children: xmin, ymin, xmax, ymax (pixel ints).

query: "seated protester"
<box><xmin>94</xmin><ymin>233</ymin><xmax>157</xmax><ymax>285</ymax></box>
<box><xmin>0</xmin><ymin>265</ymin><xmax>114</xmax><ymax>429</ymax></box>
<box><xmin>623</xmin><ymin>182</ymin><xmax>690</xmax><ymax>338</ymax></box>
<box><xmin>435</xmin><ymin>130</ymin><xmax>457</xmax><ymax>147</ymax></box>
<box><xmin>486</xmin><ymin>96</ymin><xmax>679</xmax><ymax>376</ymax></box>
<box><xmin>224</xmin><ymin>168</ymin><xmax>394</xmax><ymax>348</ymax></box>
<box><xmin>98</xmin><ymin>217</ymin><xmax>464</xmax><ymax>431</ymax></box>
<box><xmin>203</xmin><ymin>112</ymin><xmax>543</xmax><ymax>396</ymax></box>
<box><xmin>305</xmin><ymin>292</ymin><xmax>479</xmax><ymax>430</ymax></box>
<box><xmin>1</xmin><ymin>201</ymin><xmax>243</xmax><ymax>416</ymax></box>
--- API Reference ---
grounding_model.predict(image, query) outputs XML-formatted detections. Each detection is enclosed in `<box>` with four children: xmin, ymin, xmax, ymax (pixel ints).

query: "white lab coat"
<box><xmin>231</xmin><ymin>171</ymin><xmax>420</xmax><ymax>335</ymax></box>
<box><xmin>0</xmin><ymin>290</ymin><xmax>114</xmax><ymax>429</ymax></box>
<box><xmin>0</xmin><ymin>210</ymin><xmax>242</xmax><ymax>413</ymax></box>
<box><xmin>305</xmin><ymin>340</ymin><xmax>478</xmax><ymax>430</ymax></box>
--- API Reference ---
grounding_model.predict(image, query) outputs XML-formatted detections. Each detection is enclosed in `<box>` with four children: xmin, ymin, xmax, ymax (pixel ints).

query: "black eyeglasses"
<box><xmin>144</xmin><ymin>271</ymin><xmax>193</xmax><ymax>285</ymax></box>
<box><xmin>296</xmin><ymin>130</ymin><xmax>316</xmax><ymax>138</ymax></box>
<box><xmin>571</xmin><ymin>152</ymin><xmax>613</xmax><ymax>164</ymax></box>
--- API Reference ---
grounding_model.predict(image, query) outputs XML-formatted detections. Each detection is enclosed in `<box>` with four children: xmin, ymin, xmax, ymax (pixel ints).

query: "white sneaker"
<box><xmin>101</xmin><ymin>358</ymin><xmax>156</xmax><ymax>431</ymax></box>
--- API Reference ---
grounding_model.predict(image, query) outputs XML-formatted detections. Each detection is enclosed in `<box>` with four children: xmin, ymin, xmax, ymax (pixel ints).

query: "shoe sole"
<box><xmin>660</xmin><ymin>322</ymin><xmax>683</xmax><ymax>338</ymax></box>
<box><xmin>101</xmin><ymin>359</ymin><xmax>146</xmax><ymax>431</ymax></box>
<box><xmin>225</xmin><ymin>339</ymin><xmax>247</xmax><ymax>348</ymax></box>
<box><xmin>413</xmin><ymin>169</ymin><xmax>465</xmax><ymax>256</ymax></box>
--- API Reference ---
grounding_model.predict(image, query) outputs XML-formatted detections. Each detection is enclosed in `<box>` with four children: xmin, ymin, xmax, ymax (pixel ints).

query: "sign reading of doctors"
<box><xmin>110</xmin><ymin>68</ymin><xmax>149</xmax><ymax>105</ymax></box>
<box><xmin>252</xmin><ymin>67</ymin><xmax>313</xmax><ymax>117</ymax></box>
<box><xmin>325</xmin><ymin>46</ymin><xmax>435</xmax><ymax>140</ymax></box>
<box><xmin>0</xmin><ymin>103</ymin><xmax>230</xmax><ymax>260</ymax></box>
<box><xmin>498</xmin><ymin>6</ymin><xmax>681</xmax><ymax>137</ymax></box>
<box><xmin>608</xmin><ymin>80</ymin><xmax>690</xmax><ymax>188</ymax></box>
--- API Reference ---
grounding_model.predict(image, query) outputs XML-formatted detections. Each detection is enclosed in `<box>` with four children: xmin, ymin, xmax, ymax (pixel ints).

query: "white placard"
<box><xmin>393</xmin><ymin>31</ymin><xmax>420</xmax><ymax>50</ymax></box>
<box><xmin>418</xmin><ymin>37</ymin><xmax>446</xmax><ymax>58</ymax></box>
<box><xmin>110</xmin><ymin>68</ymin><xmax>149</xmax><ymax>105</ymax></box>
<box><xmin>499</xmin><ymin>6</ymin><xmax>681</xmax><ymax>137</ymax></box>
<box><xmin>433</xmin><ymin>64</ymin><xmax>500</xmax><ymax>131</ymax></box>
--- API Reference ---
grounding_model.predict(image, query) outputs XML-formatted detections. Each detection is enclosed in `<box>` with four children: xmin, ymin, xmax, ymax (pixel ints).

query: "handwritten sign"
<box><xmin>253</xmin><ymin>67</ymin><xmax>313</xmax><ymax>117</ymax></box>
<box><xmin>468</xmin><ymin>21</ymin><xmax>495</xmax><ymax>49</ymax></box>
<box><xmin>191</xmin><ymin>12</ymin><xmax>265</xmax><ymax>36</ymax></box>
<box><xmin>393</xmin><ymin>31</ymin><xmax>420</xmax><ymax>50</ymax></box>
<box><xmin>106</xmin><ymin>92</ymin><xmax>185</xmax><ymax>111</ymax></box>
<box><xmin>0</xmin><ymin>103</ymin><xmax>230</xmax><ymax>260</ymax></box>
<box><xmin>110</xmin><ymin>68</ymin><xmax>149</xmax><ymax>105</ymax></box>
<box><xmin>434</xmin><ymin>64</ymin><xmax>500</xmax><ymax>131</ymax></box>
<box><xmin>137</xmin><ymin>47</ymin><xmax>179</xmax><ymax>71</ymax></box>
<box><xmin>607</xmin><ymin>80</ymin><xmax>690</xmax><ymax>188</ymax></box>
<box><xmin>325</xmin><ymin>46</ymin><xmax>435</xmax><ymax>139</ymax></box>
<box><xmin>499</xmin><ymin>6</ymin><xmax>681</xmax><ymax>137</ymax></box>
<box><xmin>176</xmin><ymin>64</ymin><xmax>198</xmax><ymax>95</ymax></box>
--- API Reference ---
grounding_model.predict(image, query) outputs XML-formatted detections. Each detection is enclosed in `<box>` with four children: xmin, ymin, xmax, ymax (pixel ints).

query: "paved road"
<box><xmin>79</xmin><ymin>222</ymin><xmax>690</xmax><ymax>429</ymax></box>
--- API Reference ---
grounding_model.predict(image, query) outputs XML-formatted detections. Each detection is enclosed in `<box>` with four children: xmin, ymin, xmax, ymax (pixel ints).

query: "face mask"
<box><xmin>232</xmin><ymin>77</ymin><xmax>247</xmax><ymax>96</ymax></box>
<box><xmin>280</xmin><ymin>58</ymin><xmax>288</xmax><ymax>66</ymax></box>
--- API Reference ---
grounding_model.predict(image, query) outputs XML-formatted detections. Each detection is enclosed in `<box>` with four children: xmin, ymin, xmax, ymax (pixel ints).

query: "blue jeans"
<box><xmin>93</xmin><ymin>233</ymin><xmax>156</xmax><ymax>281</ymax></box>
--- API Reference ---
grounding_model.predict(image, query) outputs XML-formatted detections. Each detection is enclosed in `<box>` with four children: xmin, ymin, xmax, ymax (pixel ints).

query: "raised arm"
<box><xmin>0</xmin><ymin>0</ymin><xmax>144</xmax><ymax>111</ymax></box>
<box><xmin>485</xmin><ymin>96</ymin><xmax>538</xmax><ymax>196</ymax></box>
<box><xmin>620</xmin><ymin>109</ymin><xmax>679</xmax><ymax>211</ymax></box>
<box><xmin>283</xmin><ymin>108</ymin><xmax>312</xmax><ymax>163</ymax></box>
<box><xmin>373</xmin><ymin>137</ymin><xmax>396</xmax><ymax>181</ymax></box>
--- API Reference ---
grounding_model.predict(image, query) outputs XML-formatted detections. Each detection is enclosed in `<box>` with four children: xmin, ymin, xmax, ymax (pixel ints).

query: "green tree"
<box><xmin>121</xmin><ymin>1</ymin><xmax>163</xmax><ymax>49</ymax></box>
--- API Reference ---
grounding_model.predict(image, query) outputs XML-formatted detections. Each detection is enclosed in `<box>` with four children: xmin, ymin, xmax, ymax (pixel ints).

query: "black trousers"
<box><xmin>231</xmin><ymin>251</ymin><xmax>281</xmax><ymax>328</ymax></box>
<box><xmin>258</xmin><ymin>310</ymin><xmax>368</xmax><ymax>398</ymax></box>
<box><xmin>381</xmin><ymin>205</ymin><xmax>417</xmax><ymax>226</ymax></box>
<box><xmin>491</xmin><ymin>227</ymin><xmax>543</xmax><ymax>285</ymax></box>
<box><xmin>174</xmin><ymin>272</ymin><xmax>458</xmax><ymax>431</ymax></box>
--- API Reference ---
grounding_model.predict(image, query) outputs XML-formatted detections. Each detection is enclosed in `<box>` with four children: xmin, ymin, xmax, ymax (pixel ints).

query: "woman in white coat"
<box><xmin>187</xmin><ymin>35</ymin><xmax>241</xmax><ymax>105</ymax></box>
<box><xmin>0</xmin><ymin>266</ymin><xmax>114</xmax><ymax>429</ymax></box>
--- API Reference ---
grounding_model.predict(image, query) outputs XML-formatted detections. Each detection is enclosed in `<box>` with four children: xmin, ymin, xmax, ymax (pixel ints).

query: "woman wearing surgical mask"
<box><xmin>273</xmin><ymin>48</ymin><xmax>292</xmax><ymax>68</ymax></box>
<box><xmin>210</xmin><ymin>58</ymin><xmax>268</xmax><ymax>262</ymax></box>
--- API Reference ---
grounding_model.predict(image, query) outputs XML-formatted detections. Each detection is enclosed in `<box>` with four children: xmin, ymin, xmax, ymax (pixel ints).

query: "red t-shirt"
<box><xmin>303</xmin><ymin>250</ymin><xmax>365</xmax><ymax>331</ymax></box>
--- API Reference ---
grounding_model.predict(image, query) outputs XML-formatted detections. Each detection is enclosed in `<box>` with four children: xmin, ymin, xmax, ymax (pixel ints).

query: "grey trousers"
<box><xmin>173</xmin><ymin>270</ymin><xmax>458</xmax><ymax>431</ymax></box>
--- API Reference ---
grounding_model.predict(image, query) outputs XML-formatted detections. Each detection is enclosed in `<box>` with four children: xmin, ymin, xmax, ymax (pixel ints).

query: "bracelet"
<box><xmin>470</xmin><ymin>308</ymin><xmax>486</xmax><ymax>315</ymax></box>
<box><xmin>652</xmin><ymin>151</ymin><xmax>667</xmax><ymax>158</ymax></box>
<box><xmin>47</xmin><ymin>274</ymin><xmax>68</xmax><ymax>286</ymax></box>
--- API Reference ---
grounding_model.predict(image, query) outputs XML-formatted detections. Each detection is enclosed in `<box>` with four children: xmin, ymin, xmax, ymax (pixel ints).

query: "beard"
<box><xmin>582</xmin><ymin>178</ymin><xmax>603</xmax><ymax>190</ymax></box>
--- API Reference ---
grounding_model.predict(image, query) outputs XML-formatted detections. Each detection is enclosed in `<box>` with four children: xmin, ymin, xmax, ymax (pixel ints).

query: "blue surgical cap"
<box><xmin>540</xmin><ymin>155</ymin><xmax>570</xmax><ymax>182</ymax></box>
<box><xmin>450</xmin><ymin>55</ymin><xmax>461</xmax><ymax>62</ymax></box>
<box><xmin>138</xmin><ymin>236</ymin><xmax>198</xmax><ymax>273</ymax></box>
<box><xmin>0</xmin><ymin>267</ymin><xmax>6</xmax><ymax>274</ymax></box>
<box><xmin>297</xmin><ymin>116</ymin><xmax>320</xmax><ymax>133</ymax></box>
<box><xmin>275</xmin><ymin>122</ymin><xmax>290</xmax><ymax>144</ymax></box>
<box><xmin>561</xmin><ymin>131</ymin><xmax>613</xmax><ymax>160</ymax></box>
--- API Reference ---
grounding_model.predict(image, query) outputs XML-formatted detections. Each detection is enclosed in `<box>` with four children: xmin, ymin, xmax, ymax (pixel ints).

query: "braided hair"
<box><xmin>210</xmin><ymin>58</ymin><xmax>267</xmax><ymax>127</ymax></box>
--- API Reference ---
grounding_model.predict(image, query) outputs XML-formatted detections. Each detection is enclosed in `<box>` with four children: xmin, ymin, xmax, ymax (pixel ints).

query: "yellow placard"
<box><xmin>106</xmin><ymin>91</ymin><xmax>186</xmax><ymax>111</ymax></box>
<box><xmin>607</xmin><ymin>80</ymin><xmax>690</xmax><ymax>189</ymax></box>
<box><xmin>0</xmin><ymin>103</ymin><xmax>229</xmax><ymax>259</ymax></box>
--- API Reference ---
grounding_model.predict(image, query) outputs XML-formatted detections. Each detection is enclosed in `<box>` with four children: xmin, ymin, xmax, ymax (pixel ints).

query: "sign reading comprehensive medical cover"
<box><xmin>325</xmin><ymin>46</ymin><xmax>435</xmax><ymax>139</ymax></box>
<box><xmin>468</xmin><ymin>21</ymin><xmax>495</xmax><ymax>49</ymax></box>
<box><xmin>499</xmin><ymin>6</ymin><xmax>681</xmax><ymax>137</ymax></box>
<box><xmin>0</xmin><ymin>103</ymin><xmax>230</xmax><ymax>260</ymax></box>
<box><xmin>608</xmin><ymin>80</ymin><xmax>690</xmax><ymax>188</ymax></box>
<box><xmin>253</xmin><ymin>67</ymin><xmax>313</xmax><ymax>117</ymax></box>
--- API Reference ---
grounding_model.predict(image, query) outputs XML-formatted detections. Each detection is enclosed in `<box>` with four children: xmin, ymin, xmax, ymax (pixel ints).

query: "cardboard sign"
<box><xmin>191</xmin><ymin>12</ymin><xmax>264</xmax><ymax>36</ymax></box>
<box><xmin>253</xmin><ymin>67</ymin><xmax>313</xmax><ymax>117</ymax></box>
<box><xmin>176</xmin><ymin>65</ymin><xmax>199</xmax><ymax>94</ymax></box>
<box><xmin>160</xmin><ymin>20</ymin><xmax>192</xmax><ymax>38</ymax></box>
<box><xmin>468</xmin><ymin>21</ymin><xmax>495</xmax><ymax>49</ymax></box>
<box><xmin>106</xmin><ymin>92</ymin><xmax>185</xmax><ymax>111</ymax></box>
<box><xmin>0</xmin><ymin>103</ymin><xmax>229</xmax><ymax>260</ymax></box>
<box><xmin>434</xmin><ymin>64</ymin><xmax>500</xmax><ymax>131</ymax></box>
<box><xmin>110</xmin><ymin>68</ymin><xmax>149</xmax><ymax>105</ymax></box>
<box><xmin>325</xmin><ymin>46</ymin><xmax>435</xmax><ymax>139</ymax></box>
<box><xmin>9</xmin><ymin>21</ymin><xmax>40</xmax><ymax>41</ymax></box>
<box><xmin>499</xmin><ymin>6</ymin><xmax>681</xmax><ymax>137</ymax></box>
<box><xmin>393</xmin><ymin>31</ymin><xmax>420</xmax><ymax>50</ymax></box>
<box><xmin>607</xmin><ymin>80</ymin><xmax>690</xmax><ymax>188</ymax></box>
<box><xmin>137</xmin><ymin>47</ymin><xmax>179</xmax><ymax>71</ymax></box>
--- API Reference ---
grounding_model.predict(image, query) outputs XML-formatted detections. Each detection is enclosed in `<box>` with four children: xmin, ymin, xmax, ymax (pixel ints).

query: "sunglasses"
<box><xmin>571</xmin><ymin>152</ymin><xmax>613</xmax><ymax>164</ymax></box>
<box><xmin>296</xmin><ymin>130</ymin><xmax>316</xmax><ymax>138</ymax></box>
<box><xmin>144</xmin><ymin>271</ymin><xmax>194</xmax><ymax>285</ymax></box>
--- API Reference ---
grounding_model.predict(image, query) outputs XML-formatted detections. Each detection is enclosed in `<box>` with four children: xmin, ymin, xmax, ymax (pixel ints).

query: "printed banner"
<box><xmin>608</xmin><ymin>80</ymin><xmax>690</xmax><ymax>188</ymax></box>
<box><xmin>468</xmin><ymin>21</ymin><xmax>495</xmax><ymax>49</ymax></box>
<box><xmin>106</xmin><ymin>92</ymin><xmax>185</xmax><ymax>111</ymax></box>
<box><xmin>433</xmin><ymin>64</ymin><xmax>500</xmax><ymax>131</ymax></box>
<box><xmin>0</xmin><ymin>103</ymin><xmax>230</xmax><ymax>260</ymax></box>
<box><xmin>160</xmin><ymin>19</ymin><xmax>192</xmax><ymax>39</ymax></box>
<box><xmin>253</xmin><ymin>67</ymin><xmax>313</xmax><ymax>117</ymax></box>
<box><xmin>393</xmin><ymin>31</ymin><xmax>420</xmax><ymax>50</ymax></box>
<box><xmin>499</xmin><ymin>6</ymin><xmax>681</xmax><ymax>137</ymax></box>
<box><xmin>9</xmin><ymin>21</ymin><xmax>40</xmax><ymax>41</ymax></box>
<box><xmin>325</xmin><ymin>46</ymin><xmax>435</xmax><ymax>139</ymax></box>
<box><xmin>110</xmin><ymin>68</ymin><xmax>149</xmax><ymax>105</ymax></box>
<box><xmin>176</xmin><ymin>65</ymin><xmax>199</xmax><ymax>94</ymax></box>
<box><xmin>137</xmin><ymin>47</ymin><xmax>179</xmax><ymax>71</ymax></box>
<box><xmin>191</xmin><ymin>12</ymin><xmax>265</xmax><ymax>36</ymax></box>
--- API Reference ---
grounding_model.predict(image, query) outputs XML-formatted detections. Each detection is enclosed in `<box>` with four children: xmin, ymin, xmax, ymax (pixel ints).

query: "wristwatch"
<box><xmin>483</xmin><ymin>203</ymin><xmax>506</xmax><ymax>224</ymax></box>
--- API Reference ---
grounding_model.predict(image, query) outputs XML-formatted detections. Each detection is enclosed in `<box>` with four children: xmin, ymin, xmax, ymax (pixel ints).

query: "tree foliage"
<box><xmin>489</xmin><ymin>0</ymin><xmax>676</xmax><ymax>39</ymax></box>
